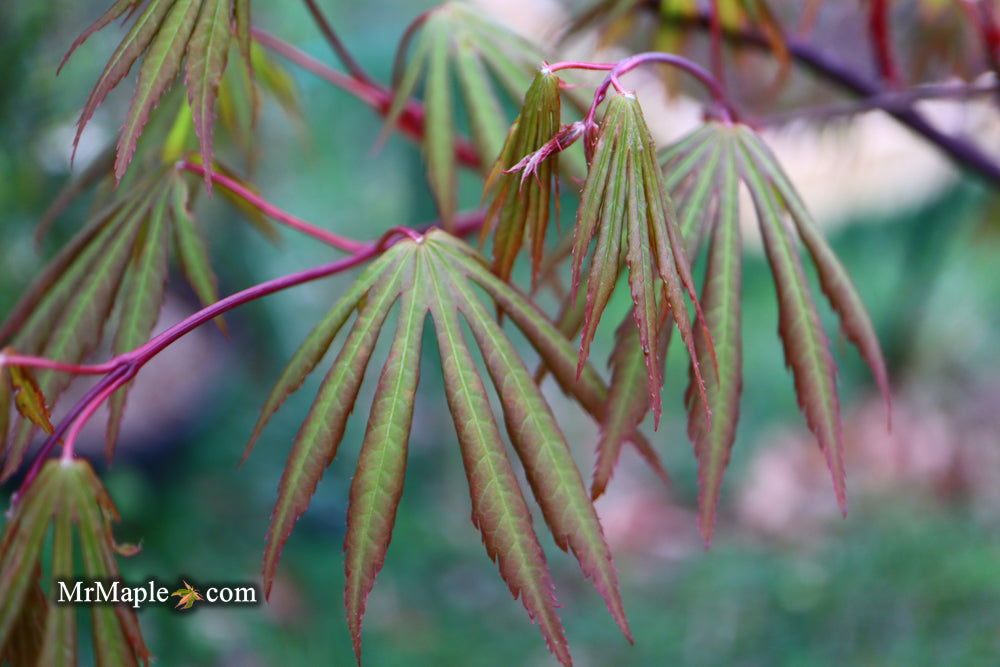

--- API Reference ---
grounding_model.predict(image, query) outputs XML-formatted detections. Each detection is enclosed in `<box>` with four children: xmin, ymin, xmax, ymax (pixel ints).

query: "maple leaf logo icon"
<box><xmin>171</xmin><ymin>581</ymin><xmax>203</xmax><ymax>610</ymax></box>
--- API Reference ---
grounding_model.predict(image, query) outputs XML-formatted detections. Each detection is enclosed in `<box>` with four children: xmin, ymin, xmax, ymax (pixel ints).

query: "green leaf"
<box><xmin>0</xmin><ymin>462</ymin><xmax>60</xmax><ymax>648</ymax></box>
<box><xmin>4</xmin><ymin>188</ymin><xmax>151</xmax><ymax>479</ymax></box>
<box><xmin>454</xmin><ymin>37</ymin><xmax>507</xmax><ymax>166</ymax></box>
<box><xmin>343</xmin><ymin>258</ymin><xmax>426</xmax><ymax>662</ymax></box>
<box><xmin>384</xmin><ymin>3</ymin><xmax>545</xmax><ymax>222</ymax></box>
<box><xmin>737</xmin><ymin>130</ymin><xmax>891</xmax><ymax>420</ymax></box>
<box><xmin>672</xmin><ymin>138</ymin><xmax>724</xmax><ymax>249</ymax></box>
<box><xmin>422</xmin><ymin>13</ymin><xmax>456</xmax><ymax>227</ymax></box>
<box><xmin>572</xmin><ymin>93</ymin><xmax>711</xmax><ymax>428</ymax></box>
<box><xmin>483</xmin><ymin>70</ymin><xmax>562</xmax><ymax>284</ymax></box>
<box><xmin>739</xmin><ymin>140</ymin><xmax>846</xmax><ymax>512</ymax></box>
<box><xmin>685</xmin><ymin>135</ymin><xmax>743</xmax><ymax>545</ymax></box>
<box><xmin>623</xmin><ymin>146</ymin><xmax>662</xmax><ymax>420</ymax></box>
<box><xmin>0</xmin><ymin>198</ymin><xmax>125</xmax><ymax>345</ymax></box>
<box><xmin>115</xmin><ymin>0</ymin><xmax>202</xmax><ymax>181</ymax></box>
<box><xmin>107</xmin><ymin>182</ymin><xmax>173</xmax><ymax>457</ymax></box>
<box><xmin>38</xmin><ymin>508</ymin><xmax>76</xmax><ymax>667</ymax></box>
<box><xmin>592</xmin><ymin>319</ymin><xmax>668</xmax><ymax>500</ymax></box>
<box><xmin>578</xmin><ymin>127</ymin><xmax>627</xmax><ymax>372</ymax></box>
<box><xmin>185</xmin><ymin>0</ymin><xmax>232</xmax><ymax>187</ymax></box>
<box><xmin>243</xmin><ymin>250</ymin><xmax>404</xmax><ymax>462</ymax></box>
<box><xmin>170</xmin><ymin>175</ymin><xmax>224</xmax><ymax>329</ymax></box>
<box><xmin>424</xmin><ymin>255</ymin><xmax>571</xmax><ymax>666</ymax></box>
<box><xmin>73</xmin><ymin>0</ymin><xmax>176</xmax><ymax>159</ymax></box>
<box><xmin>437</xmin><ymin>248</ymin><xmax>631</xmax><ymax>642</ymax></box>
<box><xmin>262</xmin><ymin>247</ymin><xmax>412</xmax><ymax>597</ymax></box>
<box><xmin>72</xmin><ymin>467</ymin><xmax>145</xmax><ymax>666</ymax></box>
<box><xmin>432</xmin><ymin>234</ymin><xmax>670</xmax><ymax>487</ymax></box>
<box><xmin>59</xmin><ymin>0</ymin><xmax>144</xmax><ymax>73</ymax></box>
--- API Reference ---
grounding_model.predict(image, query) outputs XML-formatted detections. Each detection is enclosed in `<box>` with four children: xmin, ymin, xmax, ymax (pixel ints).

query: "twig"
<box><xmin>179</xmin><ymin>161</ymin><xmax>366</xmax><ymax>252</ymax></box>
<box><xmin>761</xmin><ymin>80</ymin><xmax>1000</xmax><ymax>126</ymax></box>
<box><xmin>8</xmin><ymin>210</ymin><xmax>487</xmax><ymax>503</ymax></box>
<box><xmin>644</xmin><ymin>6</ymin><xmax>1000</xmax><ymax>187</ymax></box>
<box><xmin>301</xmin><ymin>0</ymin><xmax>373</xmax><ymax>85</ymax></box>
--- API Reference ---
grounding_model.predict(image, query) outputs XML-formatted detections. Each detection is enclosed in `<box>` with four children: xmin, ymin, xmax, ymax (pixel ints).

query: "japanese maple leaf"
<box><xmin>171</xmin><ymin>581</ymin><xmax>203</xmax><ymax>610</ymax></box>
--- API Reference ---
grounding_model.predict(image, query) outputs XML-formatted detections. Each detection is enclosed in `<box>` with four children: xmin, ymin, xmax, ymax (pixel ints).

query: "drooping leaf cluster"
<box><xmin>383</xmin><ymin>2</ymin><xmax>548</xmax><ymax>225</ymax></box>
<box><xmin>0</xmin><ymin>460</ymin><xmax>150</xmax><ymax>665</ymax></box>
<box><xmin>657</xmin><ymin>120</ymin><xmax>891</xmax><ymax>541</ymax></box>
<box><xmin>246</xmin><ymin>230</ymin><xmax>632</xmax><ymax>666</ymax></box>
<box><xmin>488</xmin><ymin>89</ymin><xmax>889</xmax><ymax>547</ymax></box>
<box><xmin>0</xmin><ymin>168</ymin><xmax>240</xmax><ymax>475</ymax></box>
<box><xmin>570</xmin><ymin>93</ymin><xmax>713</xmax><ymax>428</ymax></box>
<box><xmin>64</xmin><ymin>0</ymin><xmax>252</xmax><ymax>182</ymax></box>
<box><xmin>0</xmin><ymin>1</ymin><xmax>915</xmax><ymax>665</ymax></box>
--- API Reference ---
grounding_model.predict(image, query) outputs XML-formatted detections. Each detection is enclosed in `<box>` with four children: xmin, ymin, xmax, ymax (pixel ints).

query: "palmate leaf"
<box><xmin>384</xmin><ymin>2</ymin><xmax>545</xmax><ymax>226</ymax></box>
<box><xmin>0</xmin><ymin>170</ymin><xmax>226</xmax><ymax>476</ymax></box>
<box><xmin>587</xmin><ymin>127</ymin><xmax>725</xmax><ymax>501</ymax></box>
<box><xmin>740</xmin><ymin>140</ymin><xmax>846</xmax><ymax>509</ymax></box>
<box><xmin>571</xmin><ymin>92</ymin><xmax>712</xmax><ymax>428</ymax></box>
<box><xmin>0</xmin><ymin>460</ymin><xmax>150</xmax><ymax>665</ymax></box>
<box><xmin>184</xmin><ymin>0</ymin><xmax>232</xmax><ymax>189</ymax></box>
<box><xmin>443</xmin><ymin>234</ymin><xmax>673</xmax><ymax>491</ymax></box>
<box><xmin>251</xmin><ymin>230</ymin><xmax>630</xmax><ymax>666</ymax></box>
<box><xmin>651</xmin><ymin>121</ymin><xmax>890</xmax><ymax>540</ymax></box>
<box><xmin>681</xmin><ymin>135</ymin><xmax>742</xmax><ymax>544</ymax></box>
<box><xmin>65</xmin><ymin>0</ymin><xmax>248</xmax><ymax>182</ymax></box>
<box><xmin>591</xmin><ymin>318</ymin><xmax>671</xmax><ymax>500</ymax></box>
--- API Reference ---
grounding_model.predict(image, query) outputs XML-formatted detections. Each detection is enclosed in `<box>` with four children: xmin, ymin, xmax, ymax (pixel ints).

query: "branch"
<box><xmin>251</xmin><ymin>29</ymin><xmax>481</xmax><ymax>170</ymax></box>
<box><xmin>761</xmin><ymin>80</ymin><xmax>1000</xmax><ymax>126</ymax></box>
<box><xmin>301</xmin><ymin>0</ymin><xmax>374</xmax><ymax>85</ymax></box>
<box><xmin>6</xmin><ymin>210</ymin><xmax>487</xmax><ymax>503</ymax></box>
<box><xmin>179</xmin><ymin>161</ymin><xmax>366</xmax><ymax>252</ymax></box>
<box><xmin>654</xmin><ymin>7</ymin><xmax>1000</xmax><ymax>187</ymax></box>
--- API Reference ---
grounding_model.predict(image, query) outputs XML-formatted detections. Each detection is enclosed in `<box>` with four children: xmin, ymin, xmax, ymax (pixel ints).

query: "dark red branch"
<box><xmin>644</xmin><ymin>6</ymin><xmax>1000</xmax><ymax>188</ymax></box>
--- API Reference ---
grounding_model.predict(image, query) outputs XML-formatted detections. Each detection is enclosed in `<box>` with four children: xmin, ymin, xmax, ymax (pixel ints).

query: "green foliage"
<box><xmin>658</xmin><ymin>121</ymin><xmax>889</xmax><ymax>541</ymax></box>
<box><xmin>383</xmin><ymin>2</ymin><xmax>546</xmax><ymax>225</ymax></box>
<box><xmin>65</xmin><ymin>0</ymin><xmax>252</xmax><ymax>182</ymax></box>
<box><xmin>483</xmin><ymin>70</ymin><xmax>563</xmax><ymax>285</ymax></box>
<box><xmin>0</xmin><ymin>460</ymin><xmax>150</xmax><ymax>665</ymax></box>
<box><xmin>0</xmin><ymin>168</ymin><xmax>248</xmax><ymax>474</ymax></box>
<box><xmin>12</xmin><ymin>0</ymin><xmax>992</xmax><ymax>663</ymax></box>
<box><xmin>572</xmin><ymin>93</ymin><xmax>712</xmax><ymax>429</ymax></box>
<box><xmin>250</xmin><ymin>231</ymin><xmax>628</xmax><ymax>664</ymax></box>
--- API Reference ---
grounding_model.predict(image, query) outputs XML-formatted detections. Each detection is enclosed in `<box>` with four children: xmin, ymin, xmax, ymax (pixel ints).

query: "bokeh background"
<box><xmin>2</xmin><ymin>1</ymin><xmax>1000</xmax><ymax>665</ymax></box>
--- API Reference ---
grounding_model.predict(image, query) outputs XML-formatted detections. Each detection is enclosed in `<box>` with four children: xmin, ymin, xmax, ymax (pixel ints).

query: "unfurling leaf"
<box><xmin>384</xmin><ymin>3</ymin><xmax>545</xmax><ymax>225</ymax></box>
<box><xmin>572</xmin><ymin>92</ymin><xmax>712</xmax><ymax>428</ymax></box>
<box><xmin>252</xmin><ymin>230</ymin><xmax>631</xmax><ymax>666</ymax></box>
<box><xmin>483</xmin><ymin>69</ymin><xmax>562</xmax><ymax>285</ymax></box>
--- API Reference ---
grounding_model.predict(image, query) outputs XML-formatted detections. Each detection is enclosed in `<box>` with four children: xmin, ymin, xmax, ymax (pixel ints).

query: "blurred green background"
<box><xmin>2</xmin><ymin>1</ymin><xmax>1000</xmax><ymax>665</ymax></box>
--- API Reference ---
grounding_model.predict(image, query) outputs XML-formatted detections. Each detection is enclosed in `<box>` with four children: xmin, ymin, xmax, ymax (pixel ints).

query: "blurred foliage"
<box><xmin>2</xmin><ymin>1</ymin><xmax>1000</xmax><ymax>665</ymax></box>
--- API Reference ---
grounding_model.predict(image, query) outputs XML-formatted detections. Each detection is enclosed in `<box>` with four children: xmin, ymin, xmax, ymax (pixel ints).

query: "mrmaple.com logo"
<box><xmin>56</xmin><ymin>579</ymin><xmax>258</xmax><ymax>610</ymax></box>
